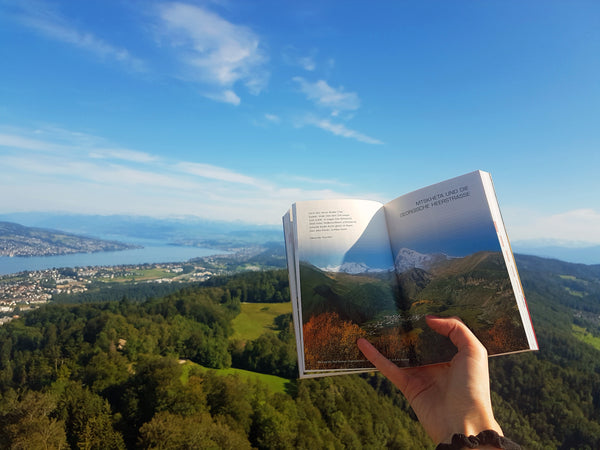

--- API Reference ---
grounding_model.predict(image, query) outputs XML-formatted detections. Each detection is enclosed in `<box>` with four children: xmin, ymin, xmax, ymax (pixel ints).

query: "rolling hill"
<box><xmin>0</xmin><ymin>221</ymin><xmax>139</xmax><ymax>257</ymax></box>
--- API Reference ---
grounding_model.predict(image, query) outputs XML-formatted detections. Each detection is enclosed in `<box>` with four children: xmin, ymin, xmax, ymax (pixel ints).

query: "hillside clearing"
<box><xmin>231</xmin><ymin>302</ymin><xmax>292</xmax><ymax>341</ymax></box>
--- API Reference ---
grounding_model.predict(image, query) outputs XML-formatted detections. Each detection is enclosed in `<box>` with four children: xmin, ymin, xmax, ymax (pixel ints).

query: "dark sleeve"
<box><xmin>436</xmin><ymin>430</ymin><xmax>521</xmax><ymax>450</ymax></box>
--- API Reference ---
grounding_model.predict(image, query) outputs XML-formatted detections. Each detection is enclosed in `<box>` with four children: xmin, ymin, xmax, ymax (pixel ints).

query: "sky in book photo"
<box><xmin>1</xmin><ymin>1</ymin><xmax>599</xmax><ymax>259</ymax></box>
<box><xmin>383</xmin><ymin>172</ymin><xmax>505</xmax><ymax>258</ymax></box>
<box><xmin>392</xmin><ymin>219</ymin><xmax>502</xmax><ymax>260</ymax></box>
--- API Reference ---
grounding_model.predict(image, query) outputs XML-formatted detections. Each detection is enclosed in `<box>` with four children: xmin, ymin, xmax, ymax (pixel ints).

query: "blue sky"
<box><xmin>1</xmin><ymin>1</ymin><xmax>599</xmax><ymax>249</ymax></box>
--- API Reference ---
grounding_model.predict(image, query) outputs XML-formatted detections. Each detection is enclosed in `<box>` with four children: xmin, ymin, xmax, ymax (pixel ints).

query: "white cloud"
<box><xmin>175</xmin><ymin>162</ymin><xmax>263</xmax><ymax>186</ymax></box>
<box><xmin>0</xmin><ymin>130</ymin><xmax>158</xmax><ymax>164</ymax></box>
<box><xmin>291</xmin><ymin>77</ymin><xmax>382</xmax><ymax>144</ymax></box>
<box><xmin>293</xmin><ymin>77</ymin><xmax>360</xmax><ymax>115</ymax></box>
<box><xmin>158</xmin><ymin>2</ymin><xmax>268</xmax><ymax>104</ymax></box>
<box><xmin>282</xmin><ymin>47</ymin><xmax>317</xmax><ymax>71</ymax></box>
<box><xmin>305</xmin><ymin>117</ymin><xmax>383</xmax><ymax>145</ymax></box>
<box><xmin>505</xmin><ymin>208</ymin><xmax>600</xmax><ymax>246</ymax></box>
<box><xmin>0</xmin><ymin>126</ymin><xmax>360</xmax><ymax>224</ymax></box>
<box><xmin>298</xmin><ymin>56</ymin><xmax>316</xmax><ymax>71</ymax></box>
<box><xmin>204</xmin><ymin>89</ymin><xmax>241</xmax><ymax>105</ymax></box>
<box><xmin>285</xmin><ymin>175</ymin><xmax>350</xmax><ymax>187</ymax></box>
<box><xmin>88</xmin><ymin>148</ymin><xmax>159</xmax><ymax>163</ymax></box>
<box><xmin>0</xmin><ymin>133</ymin><xmax>65</xmax><ymax>152</ymax></box>
<box><xmin>9</xmin><ymin>1</ymin><xmax>146</xmax><ymax>72</ymax></box>
<box><xmin>264</xmin><ymin>113</ymin><xmax>281</xmax><ymax>123</ymax></box>
<box><xmin>6</xmin><ymin>2</ymin><xmax>268</xmax><ymax>102</ymax></box>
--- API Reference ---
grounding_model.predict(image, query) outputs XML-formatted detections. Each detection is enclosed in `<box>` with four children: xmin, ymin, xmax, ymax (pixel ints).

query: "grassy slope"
<box><xmin>211</xmin><ymin>366</ymin><xmax>290</xmax><ymax>392</ymax></box>
<box><xmin>178</xmin><ymin>302</ymin><xmax>294</xmax><ymax>393</ymax></box>
<box><xmin>230</xmin><ymin>302</ymin><xmax>292</xmax><ymax>341</ymax></box>
<box><xmin>572</xmin><ymin>324</ymin><xmax>600</xmax><ymax>351</ymax></box>
<box><xmin>205</xmin><ymin>301</ymin><xmax>295</xmax><ymax>393</ymax></box>
<box><xmin>183</xmin><ymin>362</ymin><xmax>290</xmax><ymax>393</ymax></box>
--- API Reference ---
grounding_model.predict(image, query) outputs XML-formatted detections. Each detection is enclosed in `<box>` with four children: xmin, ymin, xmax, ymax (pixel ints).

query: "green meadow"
<box><xmin>231</xmin><ymin>302</ymin><xmax>292</xmax><ymax>342</ymax></box>
<box><xmin>573</xmin><ymin>324</ymin><xmax>600</xmax><ymax>351</ymax></box>
<box><xmin>211</xmin><ymin>366</ymin><xmax>290</xmax><ymax>393</ymax></box>
<box><xmin>182</xmin><ymin>301</ymin><xmax>294</xmax><ymax>393</ymax></box>
<box><xmin>183</xmin><ymin>362</ymin><xmax>290</xmax><ymax>393</ymax></box>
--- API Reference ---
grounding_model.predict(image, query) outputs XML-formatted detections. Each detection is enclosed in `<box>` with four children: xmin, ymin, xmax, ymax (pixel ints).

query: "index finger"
<box><xmin>357</xmin><ymin>337</ymin><xmax>409</xmax><ymax>389</ymax></box>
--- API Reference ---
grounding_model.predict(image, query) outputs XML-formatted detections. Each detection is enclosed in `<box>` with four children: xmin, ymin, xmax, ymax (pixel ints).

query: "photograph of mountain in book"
<box><xmin>299</xmin><ymin>250</ymin><xmax>530</xmax><ymax>371</ymax></box>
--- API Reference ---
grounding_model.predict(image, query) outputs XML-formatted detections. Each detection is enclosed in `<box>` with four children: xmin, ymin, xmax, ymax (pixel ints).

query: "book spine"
<box><xmin>479</xmin><ymin>171</ymin><xmax>539</xmax><ymax>351</ymax></box>
<box><xmin>283</xmin><ymin>207</ymin><xmax>307</xmax><ymax>377</ymax></box>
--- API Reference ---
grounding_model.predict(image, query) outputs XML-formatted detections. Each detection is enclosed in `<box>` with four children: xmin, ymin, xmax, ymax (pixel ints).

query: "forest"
<box><xmin>0</xmin><ymin>255</ymin><xmax>599</xmax><ymax>448</ymax></box>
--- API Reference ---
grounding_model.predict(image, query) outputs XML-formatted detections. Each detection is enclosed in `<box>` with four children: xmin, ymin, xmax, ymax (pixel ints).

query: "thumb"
<box><xmin>425</xmin><ymin>316</ymin><xmax>487</xmax><ymax>357</ymax></box>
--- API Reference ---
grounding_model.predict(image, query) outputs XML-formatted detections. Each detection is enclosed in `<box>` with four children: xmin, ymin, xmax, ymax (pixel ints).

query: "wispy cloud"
<box><xmin>175</xmin><ymin>162</ymin><xmax>263</xmax><ymax>186</ymax></box>
<box><xmin>282</xmin><ymin>46</ymin><xmax>318</xmax><ymax>71</ymax></box>
<box><xmin>203</xmin><ymin>89</ymin><xmax>242</xmax><ymax>106</ymax></box>
<box><xmin>0</xmin><ymin>133</ymin><xmax>65</xmax><ymax>152</ymax></box>
<box><xmin>506</xmin><ymin>208</ymin><xmax>600</xmax><ymax>245</ymax></box>
<box><xmin>303</xmin><ymin>117</ymin><xmax>383</xmax><ymax>145</ymax></box>
<box><xmin>157</xmin><ymin>2</ymin><xmax>268</xmax><ymax>104</ymax></box>
<box><xmin>7</xmin><ymin>1</ymin><xmax>146</xmax><ymax>72</ymax></box>
<box><xmin>5</xmin><ymin>1</ymin><xmax>270</xmax><ymax>103</ymax></box>
<box><xmin>293</xmin><ymin>77</ymin><xmax>360</xmax><ymax>116</ymax></box>
<box><xmin>298</xmin><ymin>56</ymin><xmax>316</xmax><ymax>71</ymax></box>
<box><xmin>264</xmin><ymin>113</ymin><xmax>281</xmax><ymax>123</ymax></box>
<box><xmin>291</xmin><ymin>77</ymin><xmax>381</xmax><ymax>144</ymax></box>
<box><xmin>88</xmin><ymin>148</ymin><xmax>159</xmax><ymax>164</ymax></box>
<box><xmin>0</xmin><ymin>129</ymin><xmax>156</xmax><ymax>164</ymax></box>
<box><xmin>0</xmin><ymin>126</ymin><xmax>354</xmax><ymax>223</ymax></box>
<box><xmin>285</xmin><ymin>174</ymin><xmax>350</xmax><ymax>187</ymax></box>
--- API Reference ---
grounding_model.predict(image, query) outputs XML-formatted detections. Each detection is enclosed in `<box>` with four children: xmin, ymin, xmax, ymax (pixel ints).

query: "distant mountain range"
<box><xmin>319</xmin><ymin>248</ymin><xmax>453</xmax><ymax>275</ymax></box>
<box><xmin>321</xmin><ymin>262</ymin><xmax>393</xmax><ymax>274</ymax></box>
<box><xmin>0</xmin><ymin>221</ymin><xmax>139</xmax><ymax>257</ymax></box>
<box><xmin>394</xmin><ymin>247</ymin><xmax>455</xmax><ymax>272</ymax></box>
<box><xmin>512</xmin><ymin>242</ymin><xmax>600</xmax><ymax>265</ymax></box>
<box><xmin>0</xmin><ymin>212</ymin><xmax>282</xmax><ymax>247</ymax></box>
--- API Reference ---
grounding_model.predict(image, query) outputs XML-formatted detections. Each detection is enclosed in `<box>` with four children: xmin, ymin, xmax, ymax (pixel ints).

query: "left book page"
<box><xmin>283</xmin><ymin>199</ymin><xmax>396</xmax><ymax>378</ymax></box>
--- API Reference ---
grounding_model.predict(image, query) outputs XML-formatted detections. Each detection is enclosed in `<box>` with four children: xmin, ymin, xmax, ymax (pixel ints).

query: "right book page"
<box><xmin>382</xmin><ymin>170</ymin><xmax>537</xmax><ymax>366</ymax></box>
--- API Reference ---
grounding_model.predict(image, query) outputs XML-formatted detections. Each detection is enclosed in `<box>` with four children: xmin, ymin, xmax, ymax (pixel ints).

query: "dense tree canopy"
<box><xmin>0</xmin><ymin>258</ymin><xmax>599</xmax><ymax>448</ymax></box>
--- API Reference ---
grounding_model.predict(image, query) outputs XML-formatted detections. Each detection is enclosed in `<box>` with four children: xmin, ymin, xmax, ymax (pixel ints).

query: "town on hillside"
<box><xmin>0</xmin><ymin>245</ymin><xmax>283</xmax><ymax>325</ymax></box>
<box><xmin>0</xmin><ymin>262</ymin><xmax>213</xmax><ymax>325</ymax></box>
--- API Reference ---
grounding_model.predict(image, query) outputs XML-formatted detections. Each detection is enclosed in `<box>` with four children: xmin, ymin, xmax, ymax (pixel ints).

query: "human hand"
<box><xmin>357</xmin><ymin>316</ymin><xmax>502</xmax><ymax>445</ymax></box>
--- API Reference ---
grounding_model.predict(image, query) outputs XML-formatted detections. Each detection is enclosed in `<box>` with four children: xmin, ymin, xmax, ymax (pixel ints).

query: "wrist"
<box><xmin>439</xmin><ymin>409</ymin><xmax>502</xmax><ymax>445</ymax></box>
<box><xmin>462</xmin><ymin>414</ymin><xmax>503</xmax><ymax>439</ymax></box>
<box><xmin>436</xmin><ymin>430</ymin><xmax>520</xmax><ymax>450</ymax></box>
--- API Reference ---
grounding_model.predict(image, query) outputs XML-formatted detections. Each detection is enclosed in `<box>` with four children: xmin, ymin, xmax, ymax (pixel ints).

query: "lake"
<box><xmin>0</xmin><ymin>243</ymin><xmax>224</xmax><ymax>276</ymax></box>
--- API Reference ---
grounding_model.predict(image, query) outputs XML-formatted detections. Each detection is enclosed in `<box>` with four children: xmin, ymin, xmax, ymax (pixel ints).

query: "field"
<box><xmin>211</xmin><ymin>366</ymin><xmax>290</xmax><ymax>392</ymax></box>
<box><xmin>573</xmin><ymin>324</ymin><xmax>600</xmax><ymax>351</ymax></box>
<box><xmin>184</xmin><ymin>362</ymin><xmax>290</xmax><ymax>393</ymax></box>
<box><xmin>176</xmin><ymin>301</ymin><xmax>294</xmax><ymax>393</ymax></box>
<box><xmin>231</xmin><ymin>302</ymin><xmax>292</xmax><ymax>341</ymax></box>
<box><xmin>106</xmin><ymin>267</ymin><xmax>179</xmax><ymax>282</ymax></box>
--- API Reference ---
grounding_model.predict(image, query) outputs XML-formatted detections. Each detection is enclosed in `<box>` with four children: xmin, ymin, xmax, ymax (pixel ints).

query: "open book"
<box><xmin>283</xmin><ymin>170</ymin><xmax>538</xmax><ymax>378</ymax></box>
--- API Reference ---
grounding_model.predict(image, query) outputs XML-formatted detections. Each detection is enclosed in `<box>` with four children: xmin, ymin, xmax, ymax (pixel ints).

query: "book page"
<box><xmin>381</xmin><ymin>171</ymin><xmax>534</xmax><ymax>366</ymax></box>
<box><xmin>291</xmin><ymin>199</ymin><xmax>399</xmax><ymax>374</ymax></box>
<box><xmin>294</xmin><ymin>199</ymin><xmax>392</xmax><ymax>272</ymax></box>
<box><xmin>384</xmin><ymin>171</ymin><xmax>496</xmax><ymax>260</ymax></box>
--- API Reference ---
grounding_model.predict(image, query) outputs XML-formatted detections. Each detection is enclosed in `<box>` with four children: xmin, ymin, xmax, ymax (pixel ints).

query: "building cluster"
<box><xmin>0</xmin><ymin>236</ymin><xmax>136</xmax><ymax>257</ymax></box>
<box><xmin>0</xmin><ymin>262</ymin><xmax>218</xmax><ymax>325</ymax></box>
